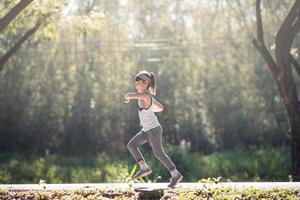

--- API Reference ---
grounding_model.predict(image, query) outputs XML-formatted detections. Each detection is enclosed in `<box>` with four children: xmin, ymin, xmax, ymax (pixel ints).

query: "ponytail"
<box><xmin>149</xmin><ymin>72</ymin><xmax>157</xmax><ymax>96</ymax></box>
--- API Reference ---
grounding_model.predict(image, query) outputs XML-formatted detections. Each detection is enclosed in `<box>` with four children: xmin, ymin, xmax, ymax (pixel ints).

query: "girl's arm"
<box><xmin>124</xmin><ymin>92</ymin><xmax>146</xmax><ymax>100</ymax></box>
<box><xmin>152</xmin><ymin>98</ymin><xmax>164</xmax><ymax>112</ymax></box>
<box><xmin>123</xmin><ymin>92</ymin><xmax>151</xmax><ymax>107</ymax></box>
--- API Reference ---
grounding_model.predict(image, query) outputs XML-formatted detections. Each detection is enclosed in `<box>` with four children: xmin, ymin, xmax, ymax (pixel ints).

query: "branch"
<box><xmin>275</xmin><ymin>1</ymin><xmax>300</xmax><ymax>105</ymax></box>
<box><xmin>0</xmin><ymin>0</ymin><xmax>34</xmax><ymax>32</ymax></box>
<box><xmin>253</xmin><ymin>0</ymin><xmax>279</xmax><ymax>76</ymax></box>
<box><xmin>253</xmin><ymin>39</ymin><xmax>279</xmax><ymax>77</ymax></box>
<box><xmin>256</xmin><ymin>0</ymin><xmax>264</xmax><ymax>44</ymax></box>
<box><xmin>276</xmin><ymin>0</ymin><xmax>300</xmax><ymax>55</ymax></box>
<box><xmin>290</xmin><ymin>8</ymin><xmax>300</xmax><ymax>40</ymax></box>
<box><xmin>253</xmin><ymin>0</ymin><xmax>290</xmax><ymax>107</ymax></box>
<box><xmin>291</xmin><ymin>55</ymin><xmax>300</xmax><ymax>78</ymax></box>
<box><xmin>277</xmin><ymin>0</ymin><xmax>300</xmax><ymax>41</ymax></box>
<box><xmin>0</xmin><ymin>17</ymin><xmax>47</xmax><ymax>70</ymax></box>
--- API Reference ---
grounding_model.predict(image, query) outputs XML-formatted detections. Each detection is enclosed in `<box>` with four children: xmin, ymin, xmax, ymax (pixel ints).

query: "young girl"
<box><xmin>123</xmin><ymin>70</ymin><xmax>183</xmax><ymax>188</ymax></box>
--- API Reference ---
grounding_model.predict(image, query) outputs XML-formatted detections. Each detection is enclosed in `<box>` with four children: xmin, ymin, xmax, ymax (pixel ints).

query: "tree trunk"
<box><xmin>0</xmin><ymin>0</ymin><xmax>33</xmax><ymax>32</ymax></box>
<box><xmin>253</xmin><ymin>0</ymin><xmax>300</xmax><ymax>181</ymax></box>
<box><xmin>0</xmin><ymin>18</ymin><xmax>44</xmax><ymax>70</ymax></box>
<box><xmin>291</xmin><ymin>115</ymin><xmax>300</xmax><ymax>181</ymax></box>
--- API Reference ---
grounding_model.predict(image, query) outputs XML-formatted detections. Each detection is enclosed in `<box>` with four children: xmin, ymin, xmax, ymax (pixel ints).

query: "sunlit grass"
<box><xmin>0</xmin><ymin>187</ymin><xmax>299</xmax><ymax>200</ymax></box>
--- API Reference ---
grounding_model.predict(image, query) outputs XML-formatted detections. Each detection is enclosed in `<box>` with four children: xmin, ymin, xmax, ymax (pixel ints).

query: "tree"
<box><xmin>253</xmin><ymin>0</ymin><xmax>300</xmax><ymax>181</ymax></box>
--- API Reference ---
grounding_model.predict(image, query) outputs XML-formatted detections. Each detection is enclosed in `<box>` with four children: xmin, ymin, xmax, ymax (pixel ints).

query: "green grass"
<box><xmin>0</xmin><ymin>146</ymin><xmax>292</xmax><ymax>184</ymax></box>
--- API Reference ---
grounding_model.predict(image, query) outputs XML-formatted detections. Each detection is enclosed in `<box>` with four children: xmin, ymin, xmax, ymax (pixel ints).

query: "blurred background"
<box><xmin>0</xmin><ymin>0</ymin><xmax>297</xmax><ymax>183</ymax></box>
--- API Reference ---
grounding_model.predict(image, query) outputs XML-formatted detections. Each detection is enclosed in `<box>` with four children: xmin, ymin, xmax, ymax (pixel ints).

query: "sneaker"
<box><xmin>167</xmin><ymin>172</ymin><xmax>183</xmax><ymax>188</ymax></box>
<box><xmin>133</xmin><ymin>167</ymin><xmax>152</xmax><ymax>179</ymax></box>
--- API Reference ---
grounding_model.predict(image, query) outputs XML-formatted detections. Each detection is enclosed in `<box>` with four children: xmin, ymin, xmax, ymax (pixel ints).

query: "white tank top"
<box><xmin>138</xmin><ymin>96</ymin><xmax>160</xmax><ymax>132</ymax></box>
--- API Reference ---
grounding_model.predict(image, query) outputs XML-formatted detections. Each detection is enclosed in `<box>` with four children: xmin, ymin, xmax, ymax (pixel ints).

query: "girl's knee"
<box><xmin>127</xmin><ymin>141</ymin><xmax>133</xmax><ymax>150</ymax></box>
<box><xmin>153</xmin><ymin>148</ymin><xmax>164</xmax><ymax>158</ymax></box>
<box><xmin>127</xmin><ymin>140</ymin><xmax>138</xmax><ymax>149</ymax></box>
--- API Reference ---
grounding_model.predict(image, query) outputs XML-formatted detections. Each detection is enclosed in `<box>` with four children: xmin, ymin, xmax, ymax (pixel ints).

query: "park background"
<box><xmin>0</xmin><ymin>0</ymin><xmax>298</xmax><ymax>183</ymax></box>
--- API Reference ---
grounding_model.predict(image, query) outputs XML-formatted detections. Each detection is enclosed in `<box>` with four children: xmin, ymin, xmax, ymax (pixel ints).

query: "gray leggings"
<box><xmin>127</xmin><ymin>125</ymin><xmax>176</xmax><ymax>171</ymax></box>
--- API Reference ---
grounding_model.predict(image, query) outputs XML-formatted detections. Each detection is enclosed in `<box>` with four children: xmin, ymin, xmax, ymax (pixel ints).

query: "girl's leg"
<box><xmin>146</xmin><ymin>126</ymin><xmax>176</xmax><ymax>171</ymax></box>
<box><xmin>127</xmin><ymin>130</ymin><xmax>152</xmax><ymax>178</ymax></box>
<box><xmin>147</xmin><ymin>125</ymin><xmax>183</xmax><ymax>187</ymax></box>
<box><xmin>127</xmin><ymin>130</ymin><xmax>148</xmax><ymax>163</ymax></box>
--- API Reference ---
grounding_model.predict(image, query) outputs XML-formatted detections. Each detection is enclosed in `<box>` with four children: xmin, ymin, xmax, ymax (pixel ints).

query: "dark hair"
<box><xmin>134</xmin><ymin>76</ymin><xmax>143</xmax><ymax>82</ymax></box>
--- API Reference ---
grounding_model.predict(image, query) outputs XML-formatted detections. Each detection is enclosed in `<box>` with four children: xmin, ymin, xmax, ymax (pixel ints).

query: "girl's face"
<box><xmin>135</xmin><ymin>80</ymin><xmax>148</xmax><ymax>93</ymax></box>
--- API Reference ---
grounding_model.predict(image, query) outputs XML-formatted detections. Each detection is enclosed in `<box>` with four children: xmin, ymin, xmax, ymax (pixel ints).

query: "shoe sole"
<box><xmin>133</xmin><ymin>170</ymin><xmax>152</xmax><ymax>179</ymax></box>
<box><xmin>168</xmin><ymin>175</ymin><xmax>183</xmax><ymax>188</ymax></box>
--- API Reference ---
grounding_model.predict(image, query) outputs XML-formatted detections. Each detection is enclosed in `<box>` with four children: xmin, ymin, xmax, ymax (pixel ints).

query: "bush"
<box><xmin>0</xmin><ymin>146</ymin><xmax>291</xmax><ymax>183</ymax></box>
<box><xmin>143</xmin><ymin>146</ymin><xmax>291</xmax><ymax>182</ymax></box>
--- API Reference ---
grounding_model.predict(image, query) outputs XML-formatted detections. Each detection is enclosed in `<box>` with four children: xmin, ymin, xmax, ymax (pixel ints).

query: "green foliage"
<box><xmin>141</xmin><ymin>146</ymin><xmax>291</xmax><ymax>182</ymax></box>
<box><xmin>0</xmin><ymin>147</ymin><xmax>291</xmax><ymax>184</ymax></box>
<box><xmin>0</xmin><ymin>153</ymin><xmax>121</xmax><ymax>183</ymax></box>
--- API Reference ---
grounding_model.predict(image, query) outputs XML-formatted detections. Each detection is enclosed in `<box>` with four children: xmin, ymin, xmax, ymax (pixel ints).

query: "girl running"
<box><xmin>123</xmin><ymin>70</ymin><xmax>183</xmax><ymax>188</ymax></box>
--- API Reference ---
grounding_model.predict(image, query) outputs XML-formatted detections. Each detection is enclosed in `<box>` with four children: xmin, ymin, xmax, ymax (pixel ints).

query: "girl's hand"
<box><xmin>123</xmin><ymin>97</ymin><xmax>130</xmax><ymax>103</ymax></box>
<box><xmin>123</xmin><ymin>94</ymin><xmax>130</xmax><ymax>103</ymax></box>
